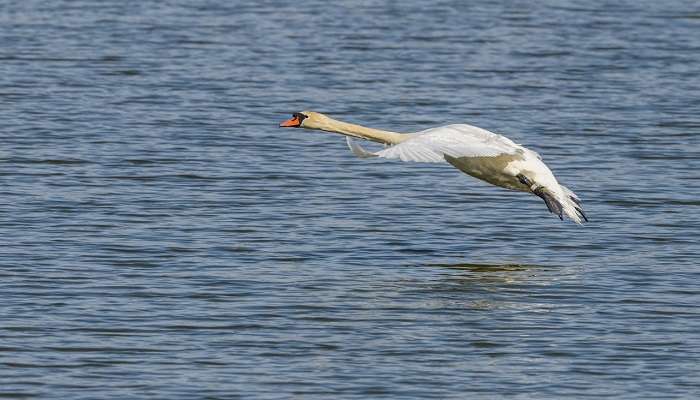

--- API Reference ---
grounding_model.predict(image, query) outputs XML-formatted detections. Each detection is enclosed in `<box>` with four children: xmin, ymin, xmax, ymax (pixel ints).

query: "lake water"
<box><xmin>1</xmin><ymin>0</ymin><xmax>699</xmax><ymax>398</ymax></box>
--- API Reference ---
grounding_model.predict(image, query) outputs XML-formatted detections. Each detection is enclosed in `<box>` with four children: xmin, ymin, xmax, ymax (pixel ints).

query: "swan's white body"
<box><xmin>280</xmin><ymin>111</ymin><xmax>587</xmax><ymax>224</ymax></box>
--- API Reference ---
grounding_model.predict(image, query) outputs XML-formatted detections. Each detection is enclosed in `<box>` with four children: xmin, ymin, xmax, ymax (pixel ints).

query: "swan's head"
<box><xmin>279</xmin><ymin>111</ymin><xmax>330</xmax><ymax>130</ymax></box>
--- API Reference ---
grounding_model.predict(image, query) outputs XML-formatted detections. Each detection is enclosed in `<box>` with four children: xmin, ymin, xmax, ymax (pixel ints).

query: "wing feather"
<box><xmin>355</xmin><ymin>124</ymin><xmax>522</xmax><ymax>163</ymax></box>
<box><xmin>375</xmin><ymin>139</ymin><xmax>445</xmax><ymax>163</ymax></box>
<box><xmin>346</xmin><ymin>137</ymin><xmax>378</xmax><ymax>158</ymax></box>
<box><xmin>347</xmin><ymin>124</ymin><xmax>523</xmax><ymax>163</ymax></box>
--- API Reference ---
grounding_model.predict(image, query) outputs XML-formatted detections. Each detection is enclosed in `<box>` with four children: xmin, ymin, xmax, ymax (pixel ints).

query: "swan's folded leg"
<box><xmin>517</xmin><ymin>174</ymin><xmax>564</xmax><ymax>220</ymax></box>
<box><xmin>533</xmin><ymin>187</ymin><xmax>564</xmax><ymax>220</ymax></box>
<box><xmin>517</xmin><ymin>174</ymin><xmax>533</xmax><ymax>187</ymax></box>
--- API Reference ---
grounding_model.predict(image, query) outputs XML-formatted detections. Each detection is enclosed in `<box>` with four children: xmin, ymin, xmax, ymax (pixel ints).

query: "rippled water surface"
<box><xmin>2</xmin><ymin>0</ymin><xmax>700</xmax><ymax>398</ymax></box>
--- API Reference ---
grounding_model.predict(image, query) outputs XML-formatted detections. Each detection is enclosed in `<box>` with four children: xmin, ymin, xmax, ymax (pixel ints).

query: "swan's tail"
<box><xmin>560</xmin><ymin>185</ymin><xmax>588</xmax><ymax>224</ymax></box>
<box><xmin>536</xmin><ymin>185</ymin><xmax>587</xmax><ymax>224</ymax></box>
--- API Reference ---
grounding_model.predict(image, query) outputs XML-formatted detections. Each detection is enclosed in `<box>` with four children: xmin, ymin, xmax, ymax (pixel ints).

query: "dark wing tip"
<box><xmin>569</xmin><ymin>195</ymin><xmax>583</xmax><ymax>207</ymax></box>
<box><xmin>575</xmin><ymin>206</ymin><xmax>589</xmax><ymax>222</ymax></box>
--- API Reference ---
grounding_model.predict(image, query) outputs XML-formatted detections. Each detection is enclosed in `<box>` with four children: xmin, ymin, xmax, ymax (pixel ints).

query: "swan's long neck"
<box><xmin>307</xmin><ymin>116</ymin><xmax>408</xmax><ymax>145</ymax></box>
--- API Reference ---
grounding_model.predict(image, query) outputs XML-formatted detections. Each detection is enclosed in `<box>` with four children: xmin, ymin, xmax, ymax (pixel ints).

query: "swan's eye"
<box><xmin>293</xmin><ymin>113</ymin><xmax>308</xmax><ymax>123</ymax></box>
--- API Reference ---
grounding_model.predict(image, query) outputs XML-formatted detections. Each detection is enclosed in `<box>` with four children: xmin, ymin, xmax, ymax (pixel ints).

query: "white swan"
<box><xmin>280</xmin><ymin>111</ymin><xmax>587</xmax><ymax>224</ymax></box>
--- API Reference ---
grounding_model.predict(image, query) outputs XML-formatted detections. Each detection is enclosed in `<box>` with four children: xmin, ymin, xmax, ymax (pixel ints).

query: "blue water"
<box><xmin>2</xmin><ymin>0</ymin><xmax>700</xmax><ymax>398</ymax></box>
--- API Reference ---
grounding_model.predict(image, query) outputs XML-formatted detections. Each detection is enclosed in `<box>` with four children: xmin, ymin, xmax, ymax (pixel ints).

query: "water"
<box><xmin>2</xmin><ymin>0</ymin><xmax>700</xmax><ymax>398</ymax></box>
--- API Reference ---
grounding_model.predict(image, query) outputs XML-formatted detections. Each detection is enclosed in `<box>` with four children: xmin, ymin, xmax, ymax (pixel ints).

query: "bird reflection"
<box><xmin>426</xmin><ymin>261</ymin><xmax>551</xmax><ymax>285</ymax></box>
<box><xmin>420</xmin><ymin>261</ymin><xmax>567</xmax><ymax>312</ymax></box>
<box><xmin>428</xmin><ymin>262</ymin><xmax>541</xmax><ymax>272</ymax></box>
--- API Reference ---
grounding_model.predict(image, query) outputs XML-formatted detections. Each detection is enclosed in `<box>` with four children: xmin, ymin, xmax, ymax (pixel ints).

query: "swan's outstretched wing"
<box><xmin>347</xmin><ymin>124</ymin><xmax>523</xmax><ymax>162</ymax></box>
<box><xmin>345</xmin><ymin>124</ymin><xmax>585</xmax><ymax>223</ymax></box>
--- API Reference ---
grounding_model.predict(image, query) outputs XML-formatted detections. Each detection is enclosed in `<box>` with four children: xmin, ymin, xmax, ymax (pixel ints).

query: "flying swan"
<box><xmin>280</xmin><ymin>111</ymin><xmax>587</xmax><ymax>224</ymax></box>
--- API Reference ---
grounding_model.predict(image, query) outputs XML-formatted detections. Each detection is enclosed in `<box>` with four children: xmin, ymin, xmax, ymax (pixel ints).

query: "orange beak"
<box><xmin>279</xmin><ymin>116</ymin><xmax>301</xmax><ymax>127</ymax></box>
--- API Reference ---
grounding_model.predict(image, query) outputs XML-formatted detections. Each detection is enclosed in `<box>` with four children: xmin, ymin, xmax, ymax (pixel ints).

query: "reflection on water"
<box><xmin>427</xmin><ymin>261</ymin><xmax>559</xmax><ymax>285</ymax></box>
<box><xmin>420</xmin><ymin>261</ymin><xmax>580</xmax><ymax>312</ymax></box>
<box><xmin>427</xmin><ymin>261</ymin><xmax>545</xmax><ymax>272</ymax></box>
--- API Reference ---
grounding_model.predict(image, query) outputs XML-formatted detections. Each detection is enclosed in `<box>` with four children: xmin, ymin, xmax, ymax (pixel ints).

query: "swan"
<box><xmin>280</xmin><ymin>111</ymin><xmax>587</xmax><ymax>224</ymax></box>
